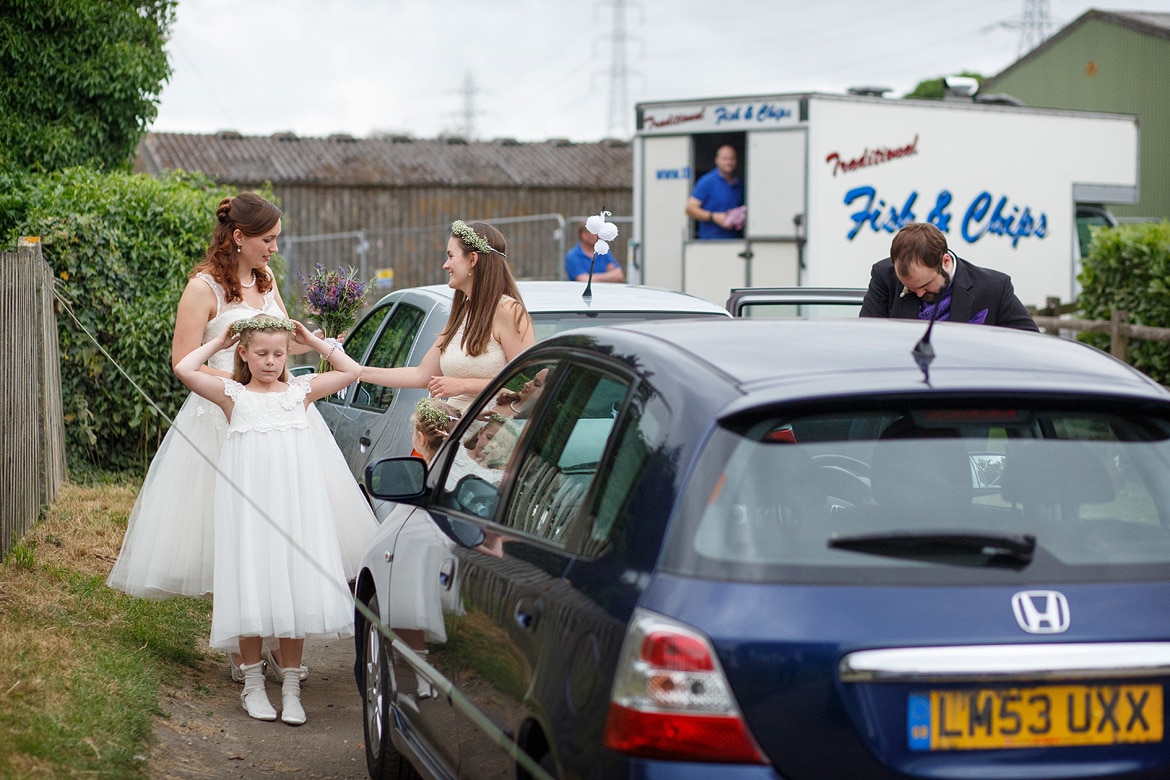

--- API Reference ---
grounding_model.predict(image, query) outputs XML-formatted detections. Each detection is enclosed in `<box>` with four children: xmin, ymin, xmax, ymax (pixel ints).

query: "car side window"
<box><xmin>503</xmin><ymin>365</ymin><xmax>630</xmax><ymax>551</ymax></box>
<box><xmin>351</xmin><ymin>303</ymin><xmax>425</xmax><ymax>412</ymax></box>
<box><xmin>320</xmin><ymin>300</ymin><xmax>389</xmax><ymax>405</ymax></box>
<box><xmin>581</xmin><ymin>383</ymin><xmax>662</xmax><ymax>555</ymax></box>
<box><xmin>435</xmin><ymin>361</ymin><xmax>560</xmax><ymax>521</ymax></box>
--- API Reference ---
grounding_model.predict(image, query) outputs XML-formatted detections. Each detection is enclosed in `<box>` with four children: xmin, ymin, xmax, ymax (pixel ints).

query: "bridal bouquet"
<box><xmin>299</xmin><ymin>263</ymin><xmax>370</xmax><ymax>370</ymax></box>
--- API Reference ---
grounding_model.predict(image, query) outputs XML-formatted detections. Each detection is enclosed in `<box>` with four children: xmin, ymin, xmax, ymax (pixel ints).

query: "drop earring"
<box><xmin>237</xmin><ymin>245</ymin><xmax>242</xmax><ymax>253</ymax></box>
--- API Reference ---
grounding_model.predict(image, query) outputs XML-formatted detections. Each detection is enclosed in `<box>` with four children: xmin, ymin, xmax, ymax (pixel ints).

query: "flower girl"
<box><xmin>175</xmin><ymin>314</ymin><xmax>376</xmax><ymax>725</ymax></box>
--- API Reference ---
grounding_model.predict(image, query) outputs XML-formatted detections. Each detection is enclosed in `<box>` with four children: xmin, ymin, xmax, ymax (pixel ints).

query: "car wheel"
<box><xmin>362</xmin><ymin>593</ymin><xmax>410</xmax><ymax>779</ymax></box>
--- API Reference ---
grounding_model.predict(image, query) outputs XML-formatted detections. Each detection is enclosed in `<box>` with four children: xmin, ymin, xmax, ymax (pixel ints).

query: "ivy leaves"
<box><xmin>0</xmin><ymin>1</ymin><xmax>176</xmax><ymax>173</ymax></box>
<box><xmin>3</xmin><ymin>167</ymin><xmax>238</xmax><ymax>473</ymax></box>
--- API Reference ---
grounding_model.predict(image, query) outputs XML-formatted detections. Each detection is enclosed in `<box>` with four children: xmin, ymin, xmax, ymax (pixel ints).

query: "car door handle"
<box><xmin>359</xmin><ymin>433</ymin><xmax>371</xmax><ymax>447</ymax></box>
<box><xmin>514</xmin><ymin>599</ymin><xmax>542</xmax><ymax>631</ymax></box>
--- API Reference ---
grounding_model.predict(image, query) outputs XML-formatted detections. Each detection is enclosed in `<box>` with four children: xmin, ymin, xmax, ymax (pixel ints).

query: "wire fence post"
<box><xmin>1111</xmin><ymin>309</ymin><xmax>1129</xmax><ymax>361</ymax></box>
<box><xmin>1</xmin><ymin>237</ymin><xmax>65</xmax><ymax>559</ymax></box>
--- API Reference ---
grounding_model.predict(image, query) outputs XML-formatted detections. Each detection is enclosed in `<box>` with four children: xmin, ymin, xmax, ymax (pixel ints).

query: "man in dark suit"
<box><xmin>860</xmin><ymin>223</ymin><xmax>1038</xmax><ymax>331</ymax></box>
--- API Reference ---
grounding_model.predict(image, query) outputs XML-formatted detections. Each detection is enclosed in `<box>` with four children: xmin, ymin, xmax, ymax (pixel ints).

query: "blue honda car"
<box><xmin>356</xmin><ymin>318</ymin><xmax>1170</xmax><ymax>779</ymax></box>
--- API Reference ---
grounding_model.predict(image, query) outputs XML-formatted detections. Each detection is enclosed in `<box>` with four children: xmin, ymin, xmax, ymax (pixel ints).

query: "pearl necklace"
<box><xmin>509</xmin><ymin>401</ymin><xmax>522</xmax><ymax>413</ymax></box>
<box><xmin>239</xmin><ymin>274</ymin><xmax>256</xmax><ymax>289</ymax></box>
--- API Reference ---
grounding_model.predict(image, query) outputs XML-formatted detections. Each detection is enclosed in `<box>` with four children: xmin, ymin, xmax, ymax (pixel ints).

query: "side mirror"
<box><xmin>453</xmin><ymin>475</ymin><xmax>499</xmax><ymax>519</ymax></box>
<box><xmin>365</xmin><ymin>457</ymin><xmax>429</xmax><ymax>502</ymax></box>
<box><xmin>431</xmin><ymin>517</ymin><xmax>487</xmax><ymax>549</ymax></box>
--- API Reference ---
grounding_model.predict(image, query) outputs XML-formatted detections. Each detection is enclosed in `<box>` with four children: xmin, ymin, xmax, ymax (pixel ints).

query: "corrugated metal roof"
<box><xmin>135</xmin><ymin>132</ymin><xmax>633</xmax><ymax>189</ymax></box>
<box><xmin>1108</xmin><ymin>11</ymin><xmax>1170</xmax><ymax>37</ymax></box>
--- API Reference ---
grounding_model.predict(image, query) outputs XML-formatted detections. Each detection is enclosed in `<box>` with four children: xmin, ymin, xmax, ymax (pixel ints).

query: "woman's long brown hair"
<box><xmin>438</xmin><ymin>221</ymin><xmax>529</xmax><ymax>356</ymax></box>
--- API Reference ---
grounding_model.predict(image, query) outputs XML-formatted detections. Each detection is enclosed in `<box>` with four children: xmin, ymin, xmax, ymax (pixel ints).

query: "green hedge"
<box><xmin>1078</xmin><ymin>221</ymin><xmax>1170</xmax><ymax>385</ymax></box>
<box><xmin>0</xmin><ymin>168</ymin><xmax>249</xmax><ymax>473</ymax></box>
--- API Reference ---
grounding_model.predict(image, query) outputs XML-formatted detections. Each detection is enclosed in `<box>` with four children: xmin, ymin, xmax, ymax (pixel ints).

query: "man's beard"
<box><xmin>921</xmin><ymin>267</ymin><xmax>952</xmax><ymax>303</ymax></box>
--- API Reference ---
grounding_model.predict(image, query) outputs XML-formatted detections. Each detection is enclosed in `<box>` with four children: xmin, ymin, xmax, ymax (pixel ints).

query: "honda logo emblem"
<box><xmin>1011</xmin><ymin>591</ymin><xmax>1070</xmax><ymax>634</ymax></box>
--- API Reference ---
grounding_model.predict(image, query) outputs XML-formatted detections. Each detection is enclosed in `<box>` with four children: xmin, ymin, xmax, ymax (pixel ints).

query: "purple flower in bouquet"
<box><xmin>298</xmin><ymin>264</ymin><xmax>370</xmax><ymax>370</ymax></box>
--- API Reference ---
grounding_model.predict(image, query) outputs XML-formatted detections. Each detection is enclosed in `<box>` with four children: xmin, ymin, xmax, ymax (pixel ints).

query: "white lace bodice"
<box><xmin>198</xmin><ymin>272</ymin><xmax>282</xmax><ymax>372</ymax></box>
<box><xmin>220</xmin><ymin>375</ymin><xmax>311</xmax><ymax>434</ymax></box>
<box><xmin>438</xmin><ymin>316</ymin><xmax>507</xmax><ymax>411</ymax></box>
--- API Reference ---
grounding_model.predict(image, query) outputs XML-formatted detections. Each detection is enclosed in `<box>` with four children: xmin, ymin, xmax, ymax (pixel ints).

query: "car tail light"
<box><xmin>602</xmin><ymin>609</ymin><xmax>768</xmax><ymax>764</ymax></box>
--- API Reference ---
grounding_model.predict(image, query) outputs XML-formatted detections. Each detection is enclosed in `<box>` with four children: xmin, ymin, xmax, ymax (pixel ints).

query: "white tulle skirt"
<box><xmin>106</xmin><ymin>395</ymin><xmax>375</xmax><ymax>600</ymax></box>
<box><xmin>106</xmin><ymin>393</ymin><xmax>225</xmax><ymax>599</ymax></box>
<box><xmin>209</xmin><ymin>423</ymin><xmax>363</xmax><ymax>652</ymax></box>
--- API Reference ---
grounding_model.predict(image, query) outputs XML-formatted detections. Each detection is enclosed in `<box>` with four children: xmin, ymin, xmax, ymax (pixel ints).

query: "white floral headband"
<box><xmin>586</xmin><ymin>210</ymin><xmax>619</xmax><ymax>255</ymax></box>
<box><xmin>231</xmin><ymin>315</ymin><xmax>296</xmax><ymax>335</ymax></box>
<box><xmin>451</xmin><ymin>220</ymin><xmax>506</xmax><ymax>258</ymax></box>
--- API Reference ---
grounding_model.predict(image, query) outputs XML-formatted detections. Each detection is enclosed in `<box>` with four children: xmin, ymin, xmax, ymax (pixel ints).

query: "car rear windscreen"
<box><xmin>663</xmin><ymin>405</ymin><xmax>1170</xmax><ymax>585</ymax></box>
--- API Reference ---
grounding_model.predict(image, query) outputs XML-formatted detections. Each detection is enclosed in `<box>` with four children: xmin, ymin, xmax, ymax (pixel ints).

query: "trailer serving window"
<box><xmin>687</xmin><ymin>132</ymin><xmax>746</xmax><ymax>240</ymax></box>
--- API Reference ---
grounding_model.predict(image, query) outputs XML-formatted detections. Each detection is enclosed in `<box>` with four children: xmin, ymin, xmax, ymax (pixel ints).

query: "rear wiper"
<box><xmin>828</xmin><ymin>531</ymin><xmax>1035</xmax><ymax>570</ymax></box>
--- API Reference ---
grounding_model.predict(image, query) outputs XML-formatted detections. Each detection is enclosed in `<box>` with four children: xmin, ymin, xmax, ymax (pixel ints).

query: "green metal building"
<box><xmin>983</xmin><ymin>10</ymin><xmax>1170</xmax><ymax>221</ymax></box>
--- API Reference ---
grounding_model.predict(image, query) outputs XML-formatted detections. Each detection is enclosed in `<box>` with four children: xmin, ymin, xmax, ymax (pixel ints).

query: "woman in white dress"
<box><xmin>107</xmin><ymin>193</ymin><xmax>290</xmax><ymax>600</ymax></box>
<box><xmin>175</xmin><ymin>315</ymin><xmax>376</xmax><ymax>725</ymax></box>
<box><xmin>360</xmin><ymin>220</ymin><xmax>534</xmax><ymax>413</ymax></box>
<box><xmin>106</xmin><ymin>193</ymin><xmax>371</xmax><ymax>680</ymax></box>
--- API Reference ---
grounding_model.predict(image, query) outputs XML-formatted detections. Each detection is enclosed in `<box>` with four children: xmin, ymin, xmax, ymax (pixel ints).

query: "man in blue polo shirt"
<box><xmin>685</xmin><ymin>144</ymin><xmax>745</xmax><ymax>239</ymax></box>
<box><xmin>564</xmin><ymin>222</ymin><xmax>625</xmax><ymax>282</ymax></box>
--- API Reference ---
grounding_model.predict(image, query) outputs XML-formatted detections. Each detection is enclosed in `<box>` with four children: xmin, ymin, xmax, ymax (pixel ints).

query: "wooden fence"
<box><xmin>1</xmin><ymin>238</ymin><xmax>66</xmax><ymax>561</ymax></box>
<box><xmin>1031</xmin><ymin>297</ymin><xmax>1170</xmax><ymax>362</ymax></box>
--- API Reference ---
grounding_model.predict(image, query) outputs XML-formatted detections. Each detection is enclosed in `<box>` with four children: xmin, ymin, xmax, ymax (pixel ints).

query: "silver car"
<box><xmin>315</xmin><ymin>281</ymin><xmax>729</xmax><ymax>517</ymax></box>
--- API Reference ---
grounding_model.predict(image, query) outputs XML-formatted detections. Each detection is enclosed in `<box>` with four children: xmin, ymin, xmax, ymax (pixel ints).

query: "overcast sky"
<box><xmin>151</xmin><ymin>0</ymin><xmax>1168</xmax><ymax>142</ymax></box>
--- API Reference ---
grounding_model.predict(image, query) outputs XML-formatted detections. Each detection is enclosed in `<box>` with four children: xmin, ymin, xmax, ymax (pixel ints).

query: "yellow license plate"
<box><xmin>908</xmin><ymin>684</ymin><xmax>1163</xmax><ymax>750</ymax></box>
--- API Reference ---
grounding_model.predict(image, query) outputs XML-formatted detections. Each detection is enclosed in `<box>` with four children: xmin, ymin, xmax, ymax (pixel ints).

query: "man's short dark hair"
<box><xmin>891</xmin><ymin>223</ymin><xmax>949</xmax><ymax>276</ymax></box>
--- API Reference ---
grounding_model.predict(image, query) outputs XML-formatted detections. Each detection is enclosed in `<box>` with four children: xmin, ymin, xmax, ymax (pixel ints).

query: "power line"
<box><xmin>995</xmin><ymin>0</ymin><xmax>1054</xmax><ymax>59</ymax></box>
<box><xmin>598</xmin><ymin>0</ymin><xmax>642</xmax><ymax>139</ymax></box>
<box><xmin>446</xmin><ymin>71</ymin><xmax>482</xmax><ymax>140</ymax></box>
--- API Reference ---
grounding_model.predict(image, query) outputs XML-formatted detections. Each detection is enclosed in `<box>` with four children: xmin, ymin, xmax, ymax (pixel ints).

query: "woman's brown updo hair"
<box><xmin>192</xmin><ymin>192</ymin><xmax>281</xmax><ymax>302</ymax></box>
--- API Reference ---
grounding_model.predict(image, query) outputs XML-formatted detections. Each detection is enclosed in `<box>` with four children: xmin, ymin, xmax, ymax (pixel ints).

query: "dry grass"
<box><xmin>0</xmin><ymin>481</ymin><xmax>212</xmax><ymax>779</ymax></box>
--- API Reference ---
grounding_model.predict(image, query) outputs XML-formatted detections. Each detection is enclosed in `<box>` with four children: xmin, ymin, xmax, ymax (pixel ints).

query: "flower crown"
<box><xmin>451</xmin><ymin>220</ymin><xmax>506</xmax><ymax>258</ymax></box>
<box><xmin>231</xmin><ymin>315</ymin><xmax>296</xmax><ymax>335</ymax></box>
<box><xmin>415</xmin><ymin>397</ymin><xmax>459</xmax><ymax>429</ymax></box>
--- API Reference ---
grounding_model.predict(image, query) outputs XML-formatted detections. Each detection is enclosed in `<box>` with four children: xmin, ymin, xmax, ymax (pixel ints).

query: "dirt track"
<box><xmin>149</xmin><ymin>636</ymin><xmax>368</xmax><ymax>779</ymax></box>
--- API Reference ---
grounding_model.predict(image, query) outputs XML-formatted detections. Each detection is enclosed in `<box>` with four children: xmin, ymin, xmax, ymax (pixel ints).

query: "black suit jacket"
<box><xmin>860</xmin><ymin>255</ymin><xmax>1038</xmax><ymax>331</ymax></box>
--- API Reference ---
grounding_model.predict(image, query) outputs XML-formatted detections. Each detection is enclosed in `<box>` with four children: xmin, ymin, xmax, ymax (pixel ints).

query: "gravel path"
<box><xmin>149</xmin><ymin>636</ymin><xmax>368</xmax><ymax>779</ymax></box>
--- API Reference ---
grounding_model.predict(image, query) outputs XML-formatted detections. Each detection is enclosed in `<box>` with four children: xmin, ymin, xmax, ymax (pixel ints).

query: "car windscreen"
<box><xmin>661</xmin><ymin>405</ymin><xmax>1170</xmax><ymax>585</ymax></box>
<box><xmin>531</xmin><ymin>311</ymin><xmax>725</xmax><ymax>341</ymax></box>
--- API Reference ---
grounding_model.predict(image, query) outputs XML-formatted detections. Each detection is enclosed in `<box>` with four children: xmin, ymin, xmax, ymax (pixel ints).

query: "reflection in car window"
<box><xmin>351</xmin><ymin>303</ymin><xmax>425</xmax><ymax>412</ymax></box>
<box><xmin>504</xmin><ymin>365</ymin><xmax>629</xmax><ymax>550</ymax></box>
<box><xmin>435</xmin><ymin>362</ymin><xmax>560</xmax><ymax>520</ymax></box>
<box><xmin>321</xmin><ymin>300</ymin><xmax>389</xmax><ymax>405</ymax></box>
<box><xmin>665</xmin><ymin>407</ymin><xmax>1170</xmax><ymax>585</ymax></box>
<box><xmin>584</xmin><ymin>383</ymin><xmax>663</xmax><ymax>556</ymax></box>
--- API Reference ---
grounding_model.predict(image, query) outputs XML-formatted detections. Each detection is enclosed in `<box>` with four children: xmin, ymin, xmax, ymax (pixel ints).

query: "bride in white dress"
<box><xmin>359</xmin><ymin>220</ymin><xmax>534</xmax><ymax>414</ymax></box>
